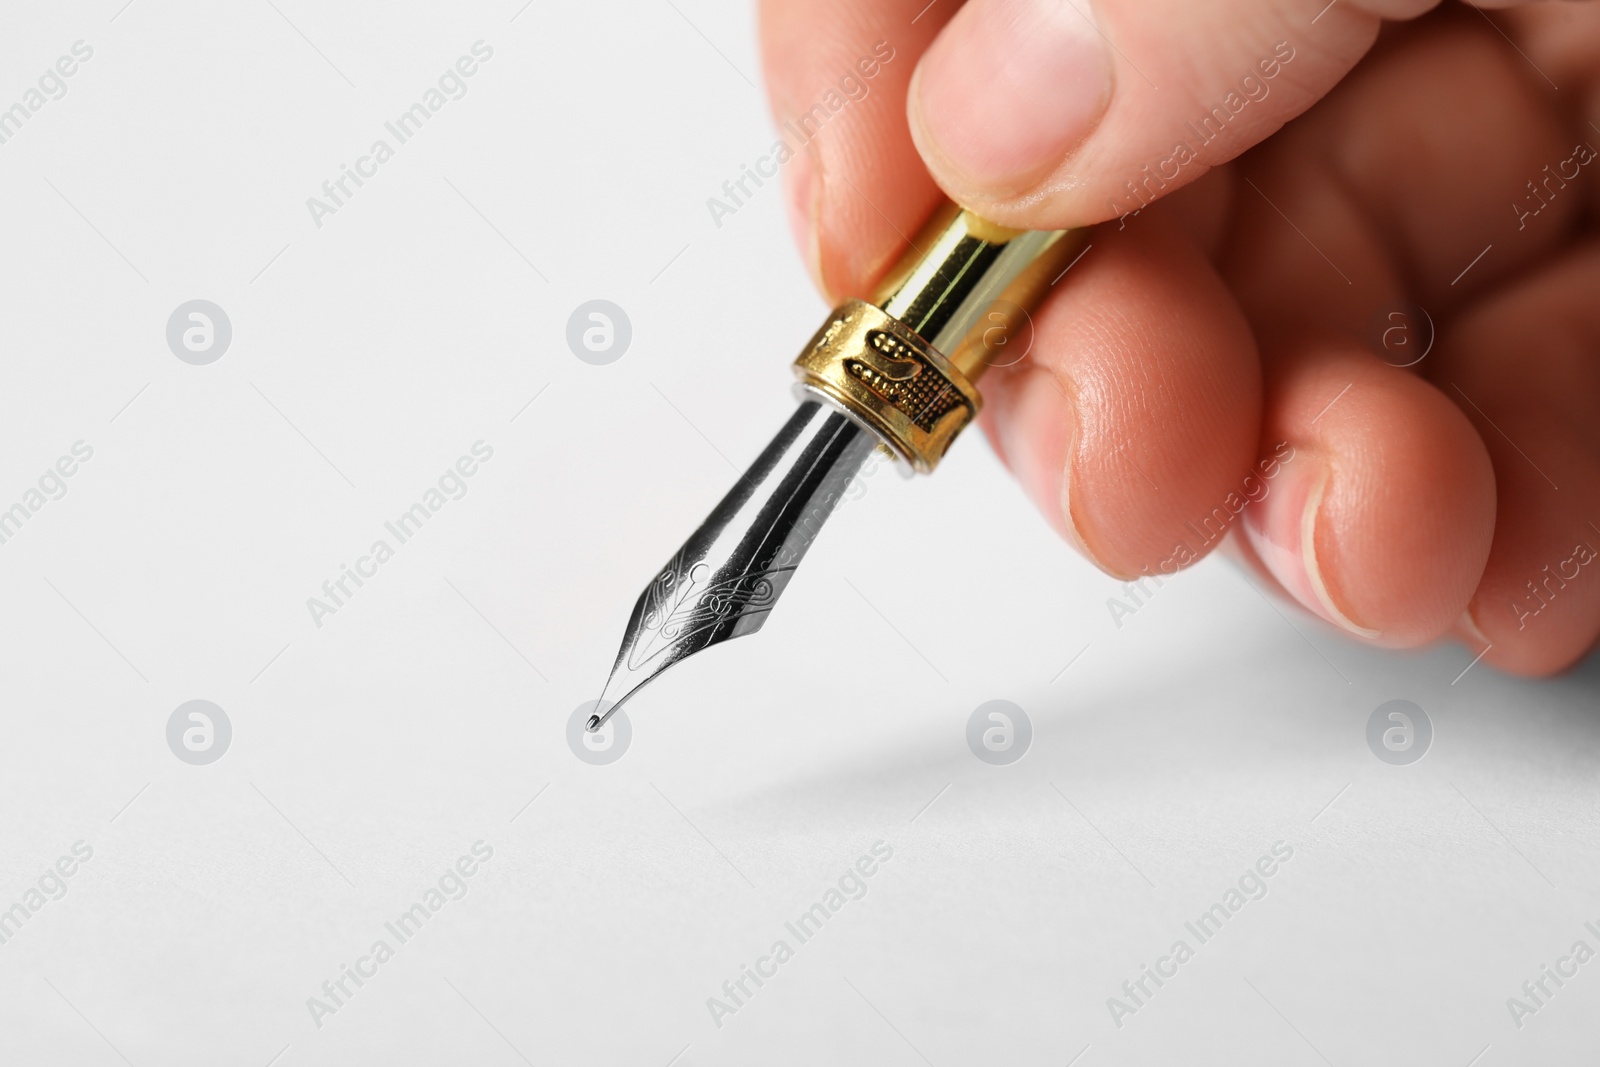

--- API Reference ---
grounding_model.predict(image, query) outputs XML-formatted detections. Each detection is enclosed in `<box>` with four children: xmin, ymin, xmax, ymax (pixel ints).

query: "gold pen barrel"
<box><xmin>872</xmin><ymin>203</ymin><xmax>1081</xmax><ymax>385</ymax></box>
<box><xmin>794</xmin><ymin>203</ymin><xmax>1086</xmax><ymax>473</ymax></box>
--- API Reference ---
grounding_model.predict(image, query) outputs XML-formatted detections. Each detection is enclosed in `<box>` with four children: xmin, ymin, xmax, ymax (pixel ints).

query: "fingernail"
<box><xmin>993</xmin><ymin>369</ymin><xmax>1104</xmax><ymax>569</ymax></box>
<box><xmin>1241</xmin><ymin>454</ymin><xmax>1381</xmax><ymax>639</ymax></box>
<box><xmin>783</xmin><ymin>147</ymin><xmax>823</xmax><ymax>294</ymax></box>
<box><xmin>911</xmin><ymin>0</ymin><xmax>1113</xmax><ymax>196</ymax></box>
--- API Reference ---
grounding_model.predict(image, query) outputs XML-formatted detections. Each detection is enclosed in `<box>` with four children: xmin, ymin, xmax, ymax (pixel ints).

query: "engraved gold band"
<box><xmin>793</xmin><ymin>299</ymin><xmax>979</xmax><ymax>474</ymax></box>
<box><xmin>792</xmin><ymin>203</ymin><xmax>1086</xmax><ymax>473</ymax></box>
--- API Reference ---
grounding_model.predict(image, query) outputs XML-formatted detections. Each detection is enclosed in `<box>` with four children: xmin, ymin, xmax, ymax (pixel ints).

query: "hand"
<box><xmin>760</xmin><ymin>0</ymin><xmax>1600</xmax><ymax>675</ymax></box>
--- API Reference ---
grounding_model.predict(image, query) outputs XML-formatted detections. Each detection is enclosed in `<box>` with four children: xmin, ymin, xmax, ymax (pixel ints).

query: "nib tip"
<box><xmin>585</xmin><ymin>714</ymin><xmax>601</xmax><ymax>731</ymax></box>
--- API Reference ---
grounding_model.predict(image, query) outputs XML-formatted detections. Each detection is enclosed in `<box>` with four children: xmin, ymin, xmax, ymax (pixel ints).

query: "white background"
<box><xmin>0</xmin><ymin>1</ymin><xmax>1596</xmax><ymax>1064</ymax></box>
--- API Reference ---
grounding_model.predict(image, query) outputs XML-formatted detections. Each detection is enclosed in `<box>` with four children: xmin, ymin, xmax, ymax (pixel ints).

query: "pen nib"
<box><xmin>590</xmin><ymin>400</ymin><xmax>878</xmax><ymax>730</ymax></box>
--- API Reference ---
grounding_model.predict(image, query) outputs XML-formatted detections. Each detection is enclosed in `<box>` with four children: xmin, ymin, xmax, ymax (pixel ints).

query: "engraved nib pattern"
<box><xmin>589</xmin><ymin>401</ymin><xmax>878</xmax><ymax>730</ymax></box>
<box><xmin>589</xmin><ymin>552</ymin><xmax>795</xmax><ymax>729</ymax></box>
<box><xmin>845</xmin><ymin>328</ymin><xmax>964</xmax><ymax>432</ymax></box>
<box><xmin>626</xmin><ymin>554</ymin><xmax>788</xmax><ymax>673</ymax></box>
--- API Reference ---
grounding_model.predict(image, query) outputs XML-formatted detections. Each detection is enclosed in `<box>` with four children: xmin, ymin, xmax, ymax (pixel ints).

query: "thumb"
<box><xmin>905</xmin><ymin>0</ymin><xmax>1397</xmax><ymax>226</ymax></box>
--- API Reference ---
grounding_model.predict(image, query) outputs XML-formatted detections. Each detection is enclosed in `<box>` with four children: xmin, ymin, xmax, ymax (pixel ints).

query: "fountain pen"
<box><xmin>589</xmin><ymin>202</ymin><xmax>1086</xmax><ymax>731</ymax></box>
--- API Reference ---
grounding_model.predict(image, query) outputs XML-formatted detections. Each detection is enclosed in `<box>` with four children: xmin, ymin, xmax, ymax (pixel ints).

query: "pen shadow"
<box><xmin>727</xmin><ymin>645</ymin><xmax>1600</xmax><ymax>828</ymax></box>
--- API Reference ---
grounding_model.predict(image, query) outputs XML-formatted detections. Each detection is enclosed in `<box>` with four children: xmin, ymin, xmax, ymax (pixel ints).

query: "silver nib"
<box><xmin>589</xmin><ymin>400</ymin><xmax>878</xmax><ymax>730</ymax></box>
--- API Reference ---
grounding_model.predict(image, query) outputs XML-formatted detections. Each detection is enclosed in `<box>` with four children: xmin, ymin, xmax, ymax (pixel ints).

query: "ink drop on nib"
<box><xmin>586</xmin><ymin>714</ymin><xmax>601</xmax><ymax>732</ymax></box>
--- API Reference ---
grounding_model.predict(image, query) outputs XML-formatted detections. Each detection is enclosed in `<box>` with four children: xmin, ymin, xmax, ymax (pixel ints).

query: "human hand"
<box><xmin>759</xmin><ymin>0</ymin><xmax>1600</xmax><ymax>675</ymax></box>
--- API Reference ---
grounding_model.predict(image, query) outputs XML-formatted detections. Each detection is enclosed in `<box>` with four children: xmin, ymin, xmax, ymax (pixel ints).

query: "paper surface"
<box><xmin>0</xmin><ymin>3</ymin><xmax>1595</xmax><ymax>1064</ymax></box>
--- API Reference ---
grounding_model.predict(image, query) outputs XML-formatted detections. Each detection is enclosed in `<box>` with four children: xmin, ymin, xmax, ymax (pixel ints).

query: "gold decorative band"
<box><xmin>791</xmin><ymin>205</ymin><xmax>1084</xmax><ymax>474</ymax></box>
<box><xmin>792</xmin><ymin>298</ymin><xmax>981</xmax><ymax>474</ymax></box>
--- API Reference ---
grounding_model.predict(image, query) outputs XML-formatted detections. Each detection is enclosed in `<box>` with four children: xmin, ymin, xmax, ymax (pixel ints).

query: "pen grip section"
<box><xmin>871</xmin><ymin>204</ymin><xmax>1085</xmax><ymax>385</ymax></box>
